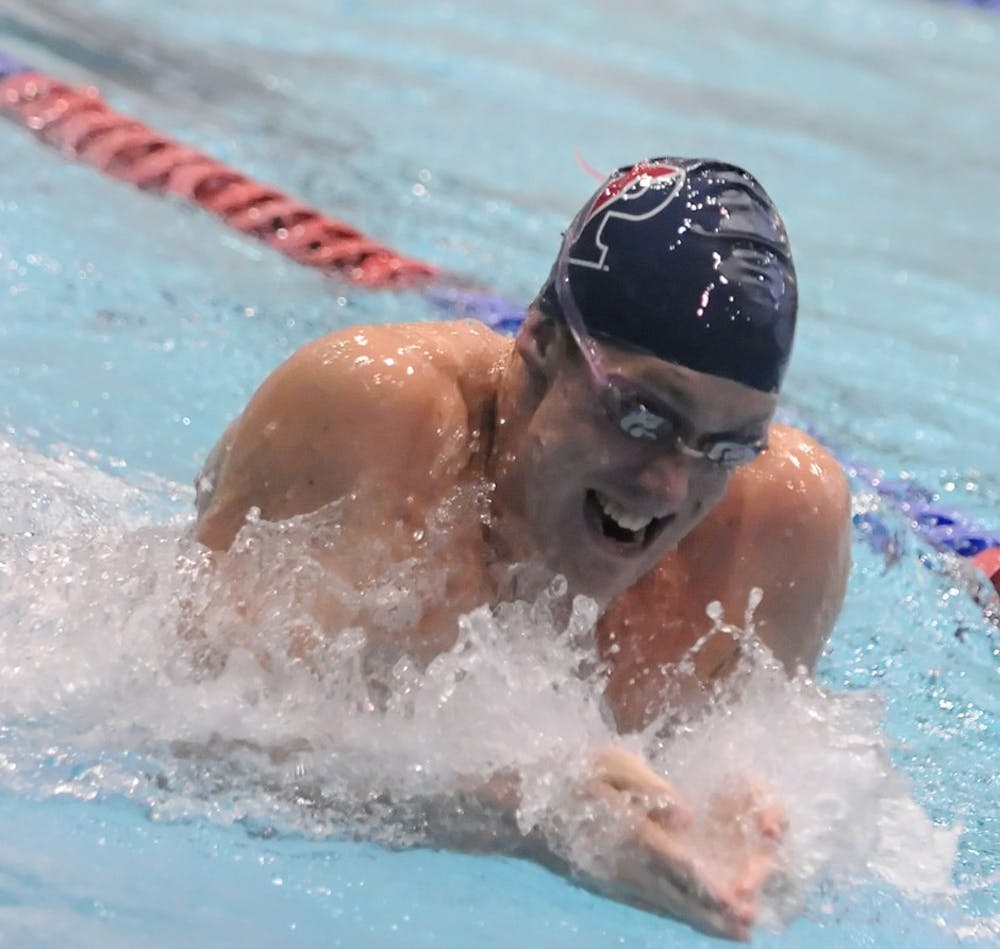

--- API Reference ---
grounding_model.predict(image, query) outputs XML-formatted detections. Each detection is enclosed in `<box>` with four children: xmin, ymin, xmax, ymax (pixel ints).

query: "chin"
<box><xmin>537</xmin><ymin>510</ymin><xmax>679</xmax><ymax>606</ymax></box>
<box><xmin>558</xmin><ymin>555</ymin><xmax>649</xmax><ymax>607</ymax></box>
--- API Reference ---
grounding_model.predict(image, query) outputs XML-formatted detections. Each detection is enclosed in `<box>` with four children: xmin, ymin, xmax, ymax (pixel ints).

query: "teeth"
<box><xmin>595</xmin><ymin>491</ymin><xmax>656</xmax><ymax>533</ymax></box>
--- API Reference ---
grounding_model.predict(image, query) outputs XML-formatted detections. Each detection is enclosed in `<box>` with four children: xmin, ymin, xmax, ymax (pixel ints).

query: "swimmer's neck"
<box><xmin>479</xmin><ymin>342</ymin><xmax>543</xmax><ymax>576</ymax></box>
<box><xmin>481</xmin><ymin>340</ymin><xmax>606</xmax><ymax>608</ymax></box>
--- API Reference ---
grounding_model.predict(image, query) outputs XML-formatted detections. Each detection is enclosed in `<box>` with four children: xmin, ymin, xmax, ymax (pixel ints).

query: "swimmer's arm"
<box><xmin>195</xmin><ymin>331</ymin><xmax>471</xmax><ymax>551</ymax></box>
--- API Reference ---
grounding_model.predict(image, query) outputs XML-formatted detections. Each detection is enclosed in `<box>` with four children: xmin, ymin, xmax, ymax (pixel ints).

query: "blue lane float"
<box><xmin>0</xmin><ymin>50</ymin><xmax>30</xmax><ymax>80</ymax></box>
<box><xmin>424</xmin><ymin>285</ymin><xmax>527</xmax><ymax>335</ymax></box>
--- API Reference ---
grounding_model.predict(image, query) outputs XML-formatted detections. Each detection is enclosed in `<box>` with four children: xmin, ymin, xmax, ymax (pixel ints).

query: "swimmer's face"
<box><xmin>511</xmin><ymin>322</ymin><xmax>778</xmax><ymax>603</ymax></box>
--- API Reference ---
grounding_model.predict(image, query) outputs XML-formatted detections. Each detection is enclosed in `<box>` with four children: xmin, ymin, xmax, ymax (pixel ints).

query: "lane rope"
<box><xmin>0</xmin><ymin>62</ymin><xmax>436</xmax><ymax>288</ymax></box>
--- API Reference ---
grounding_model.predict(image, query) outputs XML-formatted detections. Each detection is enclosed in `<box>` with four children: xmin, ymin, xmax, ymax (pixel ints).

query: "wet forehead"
<box><xmin>598</xmin><ymin>341</ymin><xmax>778</xmax><ymax>433</ymax></box>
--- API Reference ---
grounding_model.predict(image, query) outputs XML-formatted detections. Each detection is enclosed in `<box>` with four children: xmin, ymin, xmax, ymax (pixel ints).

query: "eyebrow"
<box><xmin>641</xmin><ymin>377</ymin><xmax>699</xmax><ymax>413</ymax></box>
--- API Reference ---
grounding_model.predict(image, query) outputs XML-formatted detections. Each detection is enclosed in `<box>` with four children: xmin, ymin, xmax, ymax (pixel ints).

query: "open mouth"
<box><xmin>584</xmin><ymin>489</ymin><xmax>675</xmax><ymax>551</ymax></box>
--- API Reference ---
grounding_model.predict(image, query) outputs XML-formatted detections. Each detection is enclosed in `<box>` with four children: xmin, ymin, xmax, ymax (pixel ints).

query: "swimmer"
<box><xmin>194</xmin><ymin>157</ymin><xmax>851</xmax><ymax>940</ymax></box>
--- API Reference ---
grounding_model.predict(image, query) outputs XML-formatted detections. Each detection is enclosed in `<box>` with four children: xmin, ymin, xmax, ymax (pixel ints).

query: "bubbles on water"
<box><xmin>0</xmin><ymin>435</ymin><xmax>969</xmax><ymax>933</ymax></box>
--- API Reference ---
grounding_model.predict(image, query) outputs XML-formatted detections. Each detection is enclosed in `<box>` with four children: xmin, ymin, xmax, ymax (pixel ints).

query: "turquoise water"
<box><xmin>0</xmin><ymin>0</ymin><xmax>998</xmax><ymax>945</ymax></box>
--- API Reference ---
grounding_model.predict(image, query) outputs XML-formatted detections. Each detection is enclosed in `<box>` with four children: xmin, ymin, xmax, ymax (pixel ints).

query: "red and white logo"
<box><xmin>569</xmin><ymin>160</ymin><xmax>685</xmax><ymax>271</ymax></box>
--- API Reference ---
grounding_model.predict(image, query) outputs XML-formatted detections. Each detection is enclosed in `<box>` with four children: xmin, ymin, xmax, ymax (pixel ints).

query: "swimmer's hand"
<box><xmin>383</xmin><ymin>749</ymin><xmax>783</xmax><ymax>941</ymax></box>
<box><xmin>577</xmin><ymin>748</ymin><xmax>785</xmax><ymax>942</ymax></box>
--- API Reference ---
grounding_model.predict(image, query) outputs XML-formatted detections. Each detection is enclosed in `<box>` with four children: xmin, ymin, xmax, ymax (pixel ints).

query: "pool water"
<box><xmin>0</xmin><ymin>0</ymin><xmax>998</xmax><ymax>946</ymax></box>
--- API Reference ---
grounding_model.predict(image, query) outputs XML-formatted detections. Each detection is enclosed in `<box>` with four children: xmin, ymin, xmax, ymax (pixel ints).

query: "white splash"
<box><xmin>0</xmin><ymin>436</ymin><xmax>960</xmax><ymax>930</ymax></box>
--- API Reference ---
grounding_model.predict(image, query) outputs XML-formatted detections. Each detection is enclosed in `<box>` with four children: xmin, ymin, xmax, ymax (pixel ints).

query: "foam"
<box><xmin>0</xmin><ymin>435</ymin><xmax>958</xmax><ymax>930</ymax></box>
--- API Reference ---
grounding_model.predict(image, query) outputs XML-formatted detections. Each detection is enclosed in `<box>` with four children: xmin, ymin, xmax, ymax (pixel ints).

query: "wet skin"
<box><xmin>195</xmin><ymin>313</ymin><xmax>851</xmax><ymax>940</ymax></box>
<box><xmin>489</xmin><ymin>318</ymin><xmax>779</xmax><ymax>606</ymax></box>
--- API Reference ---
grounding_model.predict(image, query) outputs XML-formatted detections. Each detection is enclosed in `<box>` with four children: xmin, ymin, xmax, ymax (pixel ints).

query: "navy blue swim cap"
<box><xmin>538</xmin><ymin>157</ymin><xmax>797</xmax><ymax>393</ymax></box>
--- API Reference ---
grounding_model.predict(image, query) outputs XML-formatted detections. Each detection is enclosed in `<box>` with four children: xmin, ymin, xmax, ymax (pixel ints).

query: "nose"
<box><xmin>635</xmin><ymin>451</ymin><xmax>692</xmax><ymax>506</ymax></box>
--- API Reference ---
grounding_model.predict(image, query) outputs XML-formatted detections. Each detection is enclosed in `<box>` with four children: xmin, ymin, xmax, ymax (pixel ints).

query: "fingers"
<box><xmin>638</xmin><ymin>825</ymin><xmax>721</xmax><ymax>916</ymax></box>
<box><xmin>581</xmin><ymin>751</ymin><xmax>786</xmax><ymax>942</ymax></box>
<box><xmin>633</xmin><ymin>814</ymin><xmax>759</xmax><ymax>941</ymax></box>
<box><xmin>709</xmin><ymin>779</ymin><xmax>787</xmax><ymax>844</ymax></box>
<box><xmin>755</xmin><ymin>800</ymin><xmax>787</xmax><ymax>841</ymax></box>
<box><xmin>593</xmin><ymin>746</ymin><xmax>666</xmax><ymax>792</ymax></box>
<box><xmin>607</xmin><ymin>847</ymin><xmax>750</xmax><ymax>942</ymax></box>
<box><xmin>632</xmin><ymin>863</ymin><xmax>753</xmax><ymax>943</ymax></box>
<box><xmin>592</xmin><ymin>747</ymin><xmax>693</xmax><ymax>828</ymax></box>
<box><xmin>625</xmin><ymin>832</ymin><xmax>755</xmax><ymax>941</ymax></box>
<box><xmin>732</xmin><ymin>852</ymin><xmax>775</xmax><ymax>903</ymax></box>
<box><xmin>583</xmin><ymin>775</ymin><xmax>735</xmax><ymax>930</ymax></box>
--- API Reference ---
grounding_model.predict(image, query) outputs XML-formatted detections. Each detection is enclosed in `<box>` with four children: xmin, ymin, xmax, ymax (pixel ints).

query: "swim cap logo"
<box><xmin>568</xmin><ymin>160</ymin><xmax>685</xmax><ymax>271</ymax></box>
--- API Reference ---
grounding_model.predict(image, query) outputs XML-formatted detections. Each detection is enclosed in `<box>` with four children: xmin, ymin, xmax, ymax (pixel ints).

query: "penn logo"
<box><xmin>570</xmin><ymin>160</ymin><xmax>685</xmax><ymax>271</ymax></box>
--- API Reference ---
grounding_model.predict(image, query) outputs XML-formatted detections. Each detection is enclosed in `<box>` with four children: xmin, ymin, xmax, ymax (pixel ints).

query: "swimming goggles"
<box><xmin>553</xmin><ymin>212</ymin><xmax>766</xmax><ymax>471</ymax></box>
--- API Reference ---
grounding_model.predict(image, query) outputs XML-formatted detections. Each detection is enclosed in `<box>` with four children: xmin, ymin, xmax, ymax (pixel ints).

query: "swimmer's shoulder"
<box><xmin>600</xmin><ymin>427</ymin><xmax>852</xmax><ymax>724</ymax></box>
<box><xmin>692</xmin><ymin>423</ymin><xmax>850</xmax><ymax>567</ymax></box>
<box><xmin>685</xmin><ymin>422</ymin><xmax>852</xmax><ymax>669</ymax></box>
<box><xmin>296</xmin><ymin>319</ymin><xmax>510</xmax><ymax>373</ymax></box>
<box><xmin>285</xmin><ymin>319</ymin><xmax>511</xmax><ymax>425</ymax></box>
<box><xmin>249</xmin><ymin>318</ymin><xmax>508</xmax><ymax>413</ymax></box>
<box><xmin>734</xmin><ymin>423</ymin><xmax>851</xmax><ymax>531</ymax></box>
<box><xmin>195</xmin><ymin>321</ymin><xmax>509</xmax><ymax>550</ymax></box>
